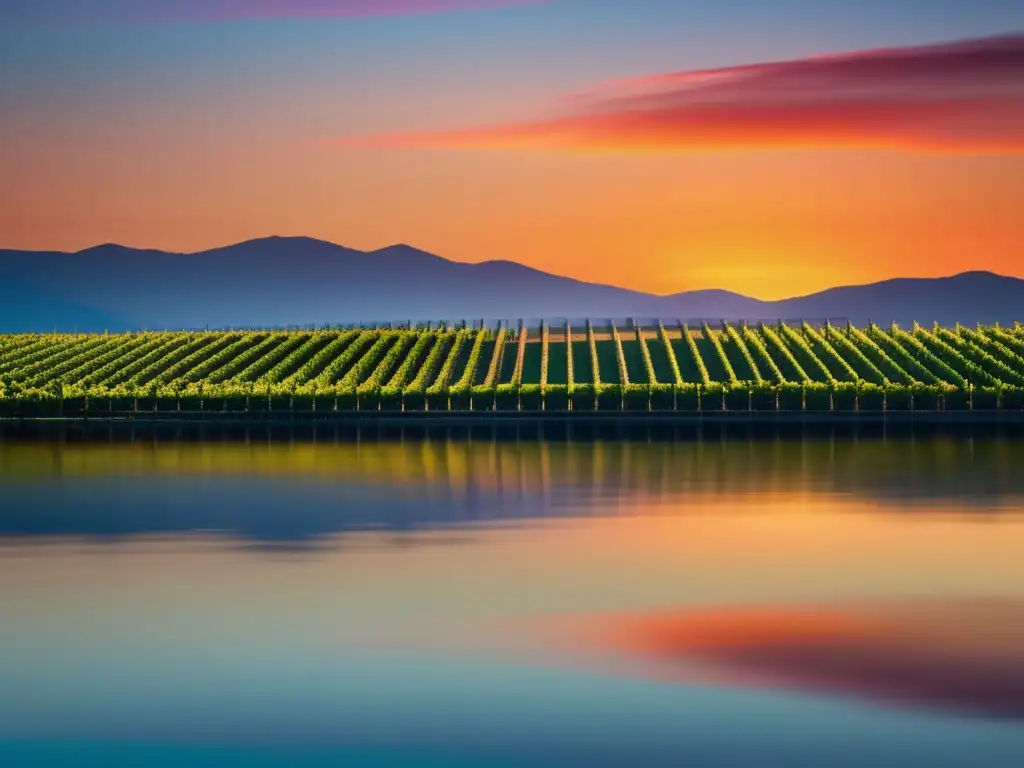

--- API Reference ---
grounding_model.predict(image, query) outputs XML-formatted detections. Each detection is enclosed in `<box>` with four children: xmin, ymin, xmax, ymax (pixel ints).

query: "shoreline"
<box><xmin>3</xmin><ymin>410</ymin><xmax>1024</xmax><ymax>429</ymax></box>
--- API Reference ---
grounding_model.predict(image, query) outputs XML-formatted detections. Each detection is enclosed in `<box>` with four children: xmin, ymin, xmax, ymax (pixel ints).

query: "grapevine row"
<box><xmin>539</xmin><ymin>322</ymin><xmax>550</xmax><ymax>390</ymax></box>
<box><xmin>481</xmin><ymin>328</ymin><xmax>507</xmax><ymax>388</ymax></box>
<box><xmin>658</xmin><ymin>322</ymin><xmax>684</xmax><ymax>386</ymax></box>
<box><xmin>723</xmin><ymin>323</ymin><xmax>762</xmax><ymax>384</ymax></box>
<box><xmin>637</xmin><ymin>325</ymin><xmax>657</xmax><ymax>386</ymax></box>
<box><xmin>855</xmin><ymin>324</ymin><xmax>921</xmax><ymax>385</ymax></box>
<box><xmin>285</xmin><ymin>331</ymin><xmax>360</xmax><ymax>387</ymax></box>
<box><xmin>4</xmin><ymin>323</ymin><xmax>1024</xmax><ymax>408</ymax></box>
<box><xmin>940</xmin><ymin>326</ymin><xmax>1024</xmax><ymax>386</ymax></box>
<box><xmin>406</xmin><ymin>331</ymin><xmax>454</xmax><ymax>395</ymax></box>
<box><xmin>565</xmin><ymin>323</ymin><xmax>575</xmax><ymax>391</ymax></box>
<box><xmin>587</xmin><ymin>321</ymin><xmax>601</xmax><ymax>387</ymax></box>
<box><xmin>703</xmin><ymin>322</ymin><xmax>738</xmax><ymax>384</ymax></box>
<box><xmin>228</xmin><ymin>334</ymin><xmax>310</xmax><ymax>384</ymax></box>
<box><xmin>358</xmin><ymin>333</ymin><xmax>415</xmax><ymax>394</ymax></box>
<box><xmin>511</xmin><ymin>324</ymin><xmax>527</xmax><ymax>387</ymax></box>
<box><xmin>309</xmin><ymin>331</ymin><xmax>375</xmax><ymax>389</ymax></box>
<box><xmin>898</xmin><ymin>323</ymin><xmax>968</xmax><ymax>387</ymax></box>
<box><xmin>873</xmin><ymin>324</ymin><xmax>934</xmax><ymax>384</ymax></box>
<box><xmin>427</xmin><ymin>330</ymin><xmax>472</xmax><ymax>396</ymax></box>
<box><xmin>780</xmin><ymin>323</ymin><xmax>832</xmax><ymax>382</ymax></box>
<box><xmin>809</xmin><ymin>323</ymin><xmax>866</xmax><ymax>382</ymax></box>
<box><xmin>127</xmin><ymin>334</ymin><xmax>228</xmax><ymax>390</ymax></box>
<box><xmin>339</xmin><ymin>333</ymin><xmax>397</xmax><ymax>393</ymax></box>
<box><xmin>761</xmin><ymin>323</ymin><xmax>810</xmax><ymax>383</ymax></box>
<box><xmin>682</xmin><ymin>323</ymin><xmax>711</xmax><ymax>386</ymax></box>
<box><xmin>611</xmin><ymin>322</ymin><xmax>630</xmax><ymax>386</ymax></box>
<box><xmin>742</xmin><ymin>324</ymin><xmax>785</xmax><ymax>383</ymax></box>
<box><xmin>257</xmin><ymin>334</ymin><xmax>332</xmax><ymax>386</ymax></box>
<box><xmin>81</xmin><ymin>335</ymin><xmax>190</xmax><ymax>390</ymax></box>
<box><xmin>385</xmin><ymin>331</ymin><xmax>437</xmax><ymax>392</ymax></box>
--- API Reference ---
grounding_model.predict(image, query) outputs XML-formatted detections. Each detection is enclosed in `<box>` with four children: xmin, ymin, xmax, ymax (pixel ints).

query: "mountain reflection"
<box><xmin>1</xmin><ymin>423</ymin><xmax>1022</xmax><ymax>545</ymax></box>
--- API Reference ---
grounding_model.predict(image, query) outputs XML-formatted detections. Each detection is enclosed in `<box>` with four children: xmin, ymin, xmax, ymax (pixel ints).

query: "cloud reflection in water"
<box><xmin>554</xmin><ymin>599</ymin><xmax>1024</xmax><ymax>722</ymax></box>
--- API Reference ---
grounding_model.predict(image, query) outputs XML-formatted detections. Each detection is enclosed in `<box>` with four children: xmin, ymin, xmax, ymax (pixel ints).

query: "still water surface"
<box><xmin>2</xmin><ymin>425</ymin><xmax>1023</xmax><ymax>766</ymax></box>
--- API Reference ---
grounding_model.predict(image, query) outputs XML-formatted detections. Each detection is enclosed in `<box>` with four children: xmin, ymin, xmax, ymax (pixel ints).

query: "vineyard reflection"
<box><xmin>1</xmin><ymin>423</ymin><xmax>1022</xmax><ymax>545</ymax></box>
<box><xmin>3</xmin><ymin>423</ymin><xmax>1024</xmax><ymax>763</ymax></box>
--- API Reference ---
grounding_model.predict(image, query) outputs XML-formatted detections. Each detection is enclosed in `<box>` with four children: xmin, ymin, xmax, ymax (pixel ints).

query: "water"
<box><xmin>2</xmin><ymin>424</ymin><xmax>1023</xmax><ymax>766</ymax></box>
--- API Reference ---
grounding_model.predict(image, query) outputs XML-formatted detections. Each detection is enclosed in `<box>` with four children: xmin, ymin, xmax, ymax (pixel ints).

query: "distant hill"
<box><xmin>1</xmin><ymin>236</ymin><xmax>1022</xmax><ymax>332</ymax></box>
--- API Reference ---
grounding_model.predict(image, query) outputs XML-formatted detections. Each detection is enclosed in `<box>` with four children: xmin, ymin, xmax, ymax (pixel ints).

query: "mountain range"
<box><xmin>1</xmin><ymin>236</ymin><xmax>1021</xmax><ymax>332</ymax></box>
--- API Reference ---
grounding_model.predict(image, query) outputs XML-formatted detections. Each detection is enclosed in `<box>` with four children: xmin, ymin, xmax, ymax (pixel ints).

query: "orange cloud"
<box><xmin>336</xmin><ymin>34</ymin><xmax>1024</xmax><ymax>153</ymax></box>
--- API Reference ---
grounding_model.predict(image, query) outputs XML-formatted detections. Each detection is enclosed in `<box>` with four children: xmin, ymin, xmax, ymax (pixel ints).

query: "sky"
<box><xmin>1</xmin><ymin>0</ymin><xmax>1022</xmax><ymax>299</ymax></box>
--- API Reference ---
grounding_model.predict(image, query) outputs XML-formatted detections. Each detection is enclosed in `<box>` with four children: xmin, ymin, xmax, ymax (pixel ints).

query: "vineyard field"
<box><xmin>2</xmin><ymin>320</ymin><xmax>1024</xmax><ymax>416</ymax></box>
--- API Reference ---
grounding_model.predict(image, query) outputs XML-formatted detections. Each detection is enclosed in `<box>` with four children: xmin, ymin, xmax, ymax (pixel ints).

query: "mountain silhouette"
<box><xmin>1</xmin><ymin>237</ymin><xmax>1021</xmax><ymax>332</ymax></box>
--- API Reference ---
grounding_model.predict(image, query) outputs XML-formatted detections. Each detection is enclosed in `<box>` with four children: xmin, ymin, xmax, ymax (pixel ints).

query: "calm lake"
<box><xmin>2</xmin><ymin>423</ymin><xmax>1023</xmax><ymax>766</ymax></box>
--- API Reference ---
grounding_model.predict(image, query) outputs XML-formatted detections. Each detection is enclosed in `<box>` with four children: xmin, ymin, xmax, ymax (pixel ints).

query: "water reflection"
<box><xmin>549</xmin><ymin>598</ymin><xmax>1024</xmax><ymax>722</ymax></box>
<box><xmin>1</xmin><ymin>423</ymin><xmax>1022</xmax><ymax>547</ymax></box>
<box><xmin>3</xmin><ymin>424</ymin><xmax>1024</xmax><ymax>764</ymax></box>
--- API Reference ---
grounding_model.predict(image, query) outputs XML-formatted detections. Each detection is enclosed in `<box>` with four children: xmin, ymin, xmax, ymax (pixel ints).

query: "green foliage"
<box><xmin>742</xmin><ymin>323</ymin><xmax>785</xmax><ymax>383</ymax></box>
<box><xmin>510</xmin><ymin>323</ymin><xmax>527</xmax><ymax>387</ymax></box>
<box><xmin>917</xmin><ymin>324</ymin><xmax>1000</xmax><ymax>387</ymax></box>
<box><xmin>209</xmin><ymin>335</ymin><xmax>283</xmax><ymax>384</ymax></box>
<box><xmin>937</xmin><ymin>326</ymin><xmax>1021</xmax><ymax>386</ymax></box>
<box><xmin>427</xmin><ymin>329</ymin><xmax>472</xmax><ymax>396</ymax></box>
<box><xmin>973</xmin><ymin>326</ymin><xmax>1024</xmax><ymax>378</ymax></box>
<box><xmin>703</xmin><ymin>323</ymin><xmax>738</xmax><ymax>384</ymax></box>
<box><xmin>481</xmin><ymin>327</ymin><xmax>507</xmax><ymax>388</ymax></box>
<box><xmin>636</xmin><ymin>325</ymin><xmax>657</xmax><ymax>385</ymax></box>
<box><xmin>682</xmin><ymin>323</ymin><xmax>711</xmax><ymax>386</ymax></box>
<box><xmin>611</xmin><ymin>322</ymin><xmax>629</xmax><ymax>386</ymax></box>
<box><xmin>723</xmin><ymin>322</ymin><xmax>762</xmax><ymax>383</ymax></box>
<box><xmin>539</xmin><ymin>321</ymin><xmax>550</xmax><ymax>390</ymax></box>
<box><xmin>160</xmin><ymin>333</ymin><xmax>251</xmax><ymax>386</ymax></box>
<box><xmin>358</xmin><ymin>332</ymin><xmax>416</xmax><ymax>395</ymax></box>
<box><xmin>229</xmin><ymin>333</ymin><xmax>310</xmax><ymax>384</ymax></box>
<box><xmin>21</xmin><ymin>335</ymin><xmax>145</xmax><ymax>390</ymax></box>
<box><xmin>339</xmin><ymin>332</ymin><xmax>397</xmax><ymax>394</ymax></box>
<box><xmin>451</xmin><ymin>329</ymin><xmax>489</xmax><ymax>395</ymax></box>
<box><xmin>821</xmin><ymin>321</ymin><xmax>883</xmax><ymax>383</ymax></box>
<box><xmin>386</xmin><ymin>331</ymin><xmax>436</xmax><ymax>390</ymax></box>
<box><xmin>657</xmin><ymin>322</ymin><xmax>684</xmax><ymax>386</ymax></box>
<box><xmin>257</xmin><ymin>333</ymin><xmax>329</xmax><ymax>385</ymax></box>
<box><xmin>886</xmin><ymin>324</ymin><xmax>960</xmax><ymax>386</ymax></box>
<box><xmin>761</xmin><ymin>323</ymin><xmax>810</xmax><ymax>383</ymax></box>
<box><xmin>80</xmin><ymin>334</ymin><xmax>189</xmax><ymax>391</ymax></box>
<box><xmin>2</xmin><ymin>323</ymin><xmax>1024</xmax><ymax>414</ymax></box>
<box><xmin>309</xmin><ymin>331</ymin><xmax>375</xmax><ymax>391</ymax></box>
<box><xmin>284</xmin><ymin>330</ymin><xmax>359</xmax><ymax>387</ymax></box>
<box><xmin>780</xmin><ymin>322</ymin><xmax>831</xmax><ymax>382</ymax></box>
<box><xmin>565</xmin><ymin>322</ymin><xmax>575</xmax><ymax>394</ymax></box>
<box><xmin>8</xmin><ymin>335</ymin><xmax>111</xmax><ymax>384</ymax></box>
<box><xmin>405</xmin><ymin>330</ymin><xmax>454</xmax><ymax>396</ymax></box>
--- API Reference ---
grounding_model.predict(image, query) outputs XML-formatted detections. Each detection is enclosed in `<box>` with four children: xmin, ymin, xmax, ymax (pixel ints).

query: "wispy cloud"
<box><xmin>336</xmin><ymin>34</ymin><xmax>1024</xmax><ymax>153</ymax></box>
<box><xmin>2</xmin><ymin>0</ymin><xmax>542</xmax><ymax>25</ymax></box>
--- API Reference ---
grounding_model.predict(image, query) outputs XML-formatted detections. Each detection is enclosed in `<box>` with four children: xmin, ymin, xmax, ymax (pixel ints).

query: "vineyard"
<box><xmin>2</xmin><ymin>320</ymin><xmax>1024</xmax><ymax>417</ymax></box>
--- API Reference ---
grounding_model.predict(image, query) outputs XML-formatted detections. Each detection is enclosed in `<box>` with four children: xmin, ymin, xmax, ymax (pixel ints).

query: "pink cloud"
<box><xmin>335</xmin><ymin>33</ymin><xmax>1024</xmax><ymax>153</ymax></box>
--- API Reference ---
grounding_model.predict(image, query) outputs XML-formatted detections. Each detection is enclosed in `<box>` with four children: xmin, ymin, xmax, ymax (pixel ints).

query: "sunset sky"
<box><xmin>1</xmin><ymin>0</ymin><xmax>1022</xmax><ymax>299</ymax></box>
